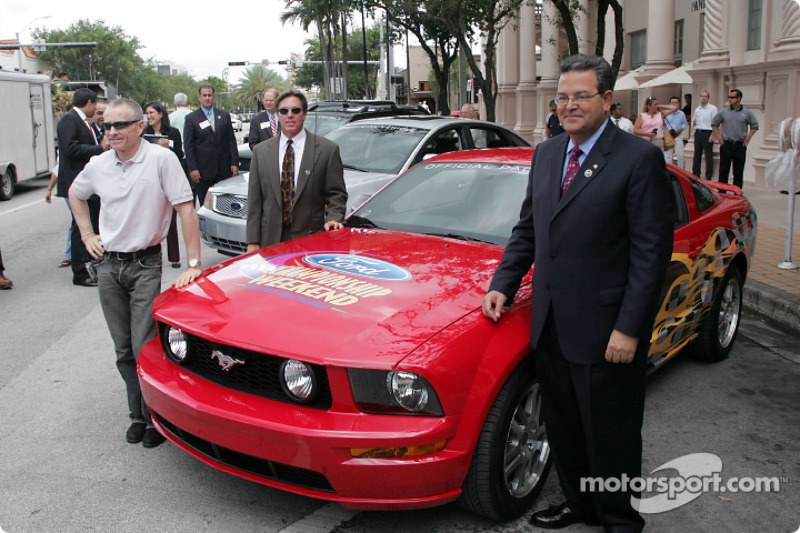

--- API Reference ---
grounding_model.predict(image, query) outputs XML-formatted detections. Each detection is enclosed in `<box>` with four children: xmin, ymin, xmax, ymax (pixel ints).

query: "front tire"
<box><xmin>458</xmin><ymin>357</ymin><xmax>551</xmax><ymax>521</ymax></box>
<box><xmin>689</xmin><ymin>263</ymin><xmax>743</xmax><ymax>362</ymax></box>
<box><xmin>0</xmin><ymin>168</ymin><xmax>14</xmax><ymax>201</ymax></box>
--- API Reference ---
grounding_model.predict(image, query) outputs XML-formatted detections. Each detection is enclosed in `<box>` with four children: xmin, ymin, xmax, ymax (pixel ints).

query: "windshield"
<box><xmin>326</xmin><ymin>125</ymin><xmax>427</xmax><ymax>174</ymax></box>
<box><xmin>349</xmin><ymin>161</ymin><xmax>530</xmax><ymax>246</ymax></box>
<box><xmin>306</xmin><ymin>113</ymin><xmax>350</xmax><ymax>136</ymax></box>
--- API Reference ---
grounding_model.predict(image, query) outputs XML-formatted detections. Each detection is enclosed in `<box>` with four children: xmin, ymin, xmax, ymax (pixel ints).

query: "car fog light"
<box><xmin>281</xmin><ymin>359</ymin><xmax>317</xmax><ymax>403</ymax></box>
<box><xmin>387</xmin><ymin>371</ymin><xmax>429</xmax><ymax>412</ymax></box>
<box><xmin>167</xmin><ymin>327</ymin><xmax>188</xmax><ymax>362</ymax></box>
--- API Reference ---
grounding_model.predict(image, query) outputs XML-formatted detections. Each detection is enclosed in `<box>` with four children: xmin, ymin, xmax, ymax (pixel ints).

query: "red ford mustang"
<box><xmin>138</xmin><ymin>147</ymin><xmax>756</xmax><ymax>520</ymax></box>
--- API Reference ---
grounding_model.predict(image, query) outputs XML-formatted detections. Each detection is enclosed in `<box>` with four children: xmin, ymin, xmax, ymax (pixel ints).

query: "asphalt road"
<box><xmin>0</xmin><ymin>173</ymin><xmax>798</xmax><ymax>533</ymax></box>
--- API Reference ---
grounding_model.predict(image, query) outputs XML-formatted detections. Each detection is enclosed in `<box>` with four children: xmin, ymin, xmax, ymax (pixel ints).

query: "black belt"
<box><xmin>104</xmin><ymin>244</ymin><xmax>161</xmax><ymax>261</ymax></box>
<box><xmin>727</xmin><ymin>140</ymin><xmax>745</xmax><ymax>145</ymax></box>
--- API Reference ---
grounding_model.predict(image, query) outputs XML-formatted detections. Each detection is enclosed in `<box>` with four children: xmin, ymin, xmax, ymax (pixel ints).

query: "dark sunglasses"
<box><xmin>278</xmin><ymin>107</ymin><xmax>303</xmax><ymax>115</ymax></box>
<box><xmin>102</xmin><ymin>119</ymin><xmax>140</xmax><ymax>131</ymax></box>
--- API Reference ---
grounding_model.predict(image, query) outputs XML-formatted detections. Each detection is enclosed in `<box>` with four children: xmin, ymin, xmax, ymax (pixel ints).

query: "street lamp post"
<box><xmin>16</xmin><ymin>15</ymin><xmax>51</xmax><ymax>72</ymax></box>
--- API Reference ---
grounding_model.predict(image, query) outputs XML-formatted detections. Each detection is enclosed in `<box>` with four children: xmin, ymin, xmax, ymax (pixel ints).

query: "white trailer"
<box><xmin>0</xmin><ymin>71</ymin><xmax>56</xmax><ymax>200</ymax></box>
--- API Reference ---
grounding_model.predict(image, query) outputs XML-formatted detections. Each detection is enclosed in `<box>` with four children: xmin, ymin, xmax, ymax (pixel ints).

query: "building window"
<box><xmin>747</xmin><ymin>0</ymin><xmax>762</xmax><ymax>50</ymax></box>
<box><xmin>418</xmin><ymin>81</ymin><xmax>430</xmax><ymax>92</ymax></box>
<box><xmin>630</xmin><ymin>30</ymin><xmax>647</xmax><ymax>69</ymax></box>
<box><xmin>674</xmin><ymin>20</ymin><xmax>684</xmax><ymax>65</ymax></box>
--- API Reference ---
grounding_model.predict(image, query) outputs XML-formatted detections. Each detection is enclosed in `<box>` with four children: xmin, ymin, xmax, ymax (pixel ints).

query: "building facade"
<box><xmin>495</xmin><ymin>0</ymin><xmax>800</xmax><ymax>186</ymax></box>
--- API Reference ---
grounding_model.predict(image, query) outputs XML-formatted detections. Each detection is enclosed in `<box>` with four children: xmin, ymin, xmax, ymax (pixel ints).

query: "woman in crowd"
<box><xmin>633</xmin><ymin>96</ymin><xmax>677</xmax><ymax>151</ymax></box>
<box><xmin>144</xmin><ymin>101</ymin><xmax>185</xmax><ymax>269</ymax></box>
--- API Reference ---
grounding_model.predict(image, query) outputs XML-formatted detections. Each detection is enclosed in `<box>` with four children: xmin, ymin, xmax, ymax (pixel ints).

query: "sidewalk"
<box><xmin>739</xmin><ymin>186</ymin><xmax>800</xmax><ymax>333</ymax></box>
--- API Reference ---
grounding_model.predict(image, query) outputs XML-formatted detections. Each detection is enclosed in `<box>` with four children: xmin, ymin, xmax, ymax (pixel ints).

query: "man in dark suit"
<box><xmin>56</xmin><ymin>88</ymin><xmax>109</xmax><ymax>286</ymax></box>
<box><xmin>183</xmin><ymin>84</ymin><xmax>239</xmax><ymax>206</ymax></box>
<box><xmin>248</xmin><ymin>88</ymin><xmax>280</xmax><ymax>150</ymax></box>
<box><xmin>246</xmin><ymin>90</ymin><xmax>347</xmax><ymax>251</ymax></box>
<box><xmin>482</xmin><ymin>55</ymin><xmax>674</xmax><ymax>532</ymax></box>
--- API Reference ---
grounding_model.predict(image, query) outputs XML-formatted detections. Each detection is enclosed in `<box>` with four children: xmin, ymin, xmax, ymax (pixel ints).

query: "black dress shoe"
<box><xmin>73</xmin><ymin>278</ymin><xmax>98</xmax><ymax>287</ymax></box>
<box><xmin>530</xmin><ymin>502</ymin><xmax>598</xmax><ymax>529</ymax></box>
<box><xmin>126</xmin><ymin>422</ymin><xmax>147</xmax><ymax>443</ymax></box>
<box><xmin>142</xmin><ymin>427</ymin><xmax>166</xmax><ymax>448</ymax></box>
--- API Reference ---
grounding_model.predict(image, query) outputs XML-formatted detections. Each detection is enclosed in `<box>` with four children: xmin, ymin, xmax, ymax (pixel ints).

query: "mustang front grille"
<box><xmin>160</xmin><ymin>326</ymin><xmax>333</xmax><ymax>410</ymax></box>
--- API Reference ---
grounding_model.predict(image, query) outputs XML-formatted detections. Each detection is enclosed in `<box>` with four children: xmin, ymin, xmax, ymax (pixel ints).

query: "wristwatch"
<box><xmin>188</xmin><ymin>259</ymin><xmax>201</xmax><ymax>269</ymax></box>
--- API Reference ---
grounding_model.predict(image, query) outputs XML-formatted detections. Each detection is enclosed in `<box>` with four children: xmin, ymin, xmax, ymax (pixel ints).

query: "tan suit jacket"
<box><xmin>247</xmin><ymin>130</ymin><xmax>347</xmax><ymax>247</ymax></box>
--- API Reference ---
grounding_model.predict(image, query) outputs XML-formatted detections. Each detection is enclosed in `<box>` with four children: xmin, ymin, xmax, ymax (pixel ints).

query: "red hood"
<box><xmin>154</xmin><ymin>229</ymin><xmax>504</xmax><ymax>368</ymax></box>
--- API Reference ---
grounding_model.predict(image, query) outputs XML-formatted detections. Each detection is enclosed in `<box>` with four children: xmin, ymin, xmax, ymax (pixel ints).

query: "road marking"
<box><xmin>277</xmin><ymin>503</ymin><xmax>359</xmax><ymax>533</ymax></box>
<box><xmin>0</xmin><ymin>198</ymin><xmax>45</xmax><ymax>217</ymax></box>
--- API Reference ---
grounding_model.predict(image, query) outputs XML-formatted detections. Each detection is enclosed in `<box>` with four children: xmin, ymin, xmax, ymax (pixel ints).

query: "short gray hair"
<box><xmin>107</xmin><ymin>98</ymin><xmax>143</xmax><ymax>121</ymax></box>
<box><xmin>558</xmin><ymin>54</ymin><xmax>614</xmax><ymax>93</ymax></box>
<box><xmin>174</xmin><ymin>92</ymin><xmax>188</xmax><ymax>106</ymax></box>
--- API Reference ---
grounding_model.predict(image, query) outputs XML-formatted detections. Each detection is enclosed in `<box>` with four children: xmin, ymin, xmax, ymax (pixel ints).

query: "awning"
<box><xmin>638</xmin><ymin>64</ymin><xmax>693</xmax><ymax>88</ymax></box>
<box><xmin>614</xmin><ymin>68</ymin><xmax>642</xmax><ymax>91</ymax></box>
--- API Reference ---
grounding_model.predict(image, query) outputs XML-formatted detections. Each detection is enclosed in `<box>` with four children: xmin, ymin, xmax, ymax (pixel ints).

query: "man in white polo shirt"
<box><xmin>69</xmin><ymin>98</ymin><xmax>202</xmax><ymax>449</ymax></box>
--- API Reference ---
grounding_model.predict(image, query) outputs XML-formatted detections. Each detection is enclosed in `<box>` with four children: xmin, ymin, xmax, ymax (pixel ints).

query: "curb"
<box><xmin>743</xmin><ymin>278</ymin><xmax>800</xmax><ymax>334</ymax></box>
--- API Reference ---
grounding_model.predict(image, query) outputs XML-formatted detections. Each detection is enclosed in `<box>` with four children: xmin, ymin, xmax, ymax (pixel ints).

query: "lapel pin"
<box><xmin>584</xmin><ymin>169</ymin><xmax>593</xmax><ymax>177</ymax></box>
<box><xmin>305</xmin><ymin>170</ymin><xmax>311</xmax><ymax>176</ymax></box>
<box><xmin>593</xmin><ymin>164</ymin><xmax>598</xmax><ymax>169</ymax></box>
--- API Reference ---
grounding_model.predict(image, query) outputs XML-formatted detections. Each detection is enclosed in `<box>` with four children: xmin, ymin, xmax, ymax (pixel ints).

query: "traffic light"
<box><xmin>228</xmin><ymin>61</ymin><xmax>247</xmax><ymax>66</ymax></box>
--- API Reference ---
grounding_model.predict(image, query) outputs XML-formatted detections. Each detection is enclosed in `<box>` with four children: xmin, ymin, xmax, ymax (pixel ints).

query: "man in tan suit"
<box><xmin>246</xmin><ymin>90</ymin><xmax>347</xmax><ymax>251</ymax></box>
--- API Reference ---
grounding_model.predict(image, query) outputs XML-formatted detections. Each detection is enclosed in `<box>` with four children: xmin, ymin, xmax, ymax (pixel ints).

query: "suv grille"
<box><xmin>213</xmin><ymin>194</ymin><xmax>248</xmax><ymax>219</ymax></box>
<box><xmin>160</xmin><ymin>326</ymin><xmax>333</xmax><ymax>410</ymax></box>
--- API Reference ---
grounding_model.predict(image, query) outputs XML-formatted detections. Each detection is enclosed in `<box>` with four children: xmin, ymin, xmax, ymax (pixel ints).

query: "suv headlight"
<box><xmin>349</xmin><ymin>369</ymin><xmax>443</xmax><ymax>416</ymax></box>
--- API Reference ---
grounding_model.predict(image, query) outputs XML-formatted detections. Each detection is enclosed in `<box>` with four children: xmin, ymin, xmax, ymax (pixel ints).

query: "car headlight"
<box><xmin>161</xmin><ymin>324</ymin><xmax>189</xmax><ymax>364</ymax></box>
<box><xmin>349</xmin><ymin>369</ymin><xmax>443</xmax><ymax>416</ymax></box>
<box><xmin>203</xmin><ymin>191</ymin><xmax>214</xmax><ymax>209</ymax></box>
<box><xmin>280</xmin><ymin>359</ymin><xmax>317</xmax><ymax>403</ymax></box>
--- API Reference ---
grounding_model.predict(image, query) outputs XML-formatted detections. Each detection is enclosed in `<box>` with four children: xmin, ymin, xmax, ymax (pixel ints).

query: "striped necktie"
<box><xmin>562</xmin><ymin>146</ymin><xmax>582</xmax><ymax>195</ymax></box>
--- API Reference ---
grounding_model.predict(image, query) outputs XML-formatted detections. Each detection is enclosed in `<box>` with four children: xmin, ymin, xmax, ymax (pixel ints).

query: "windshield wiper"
<box><xmin>343</xmin><ymin>163</ymin><xmax>368</xmax><ymax>172</ymax></box>
<box><xmin>424</xmin><ymin>232</ymin><xmax>494</xmax><ymax>244</ymax></box>
<box><xmin>346</xmin><ymin>215</ymin><xmax>382</xmax><ymax>229</ymax></box>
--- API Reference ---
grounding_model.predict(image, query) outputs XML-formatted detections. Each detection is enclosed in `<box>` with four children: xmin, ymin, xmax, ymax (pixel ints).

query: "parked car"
<box><xmin>204</xmin><ymin>116</ymin><xmax>529</xmax><ymax>255</ymax></box>
<box><xmin>238</xmin><ymin>101</ymin><xmax>429</xmax><ymax>171</ymax></box>
<box><xmin>139</xmin><ymin>147</ymin><xmax>756</xmax><ymax>521</ymax></box>
<box><xmin>230</xmin><ymin>113</ymin><xmax>242</xmax><ymax>132</ymax></box>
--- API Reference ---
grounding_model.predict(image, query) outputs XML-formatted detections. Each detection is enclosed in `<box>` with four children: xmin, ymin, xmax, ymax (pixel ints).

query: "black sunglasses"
<box><xmin>102</xmin><ymin>119</ymin><xmax>140</xmax><ymax>131</ymax></box>
<box><xmin>278</xmin><ymin>107</ymin><xmax>303</xmax><ymax>115</ymax></box>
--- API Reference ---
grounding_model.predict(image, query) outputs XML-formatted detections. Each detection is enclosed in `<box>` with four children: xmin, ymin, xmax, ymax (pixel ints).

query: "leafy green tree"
<box><xmin>234</xmin><ymin>65</ymin><xmax>291</xmax><ymax>110</ymax></box>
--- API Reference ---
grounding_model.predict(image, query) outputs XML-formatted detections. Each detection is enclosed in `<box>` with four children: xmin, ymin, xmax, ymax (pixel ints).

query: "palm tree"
<box><xmin>235</xmin><ymin>65</ymin><xmax>290</xmax><ymax>109</ymax></box>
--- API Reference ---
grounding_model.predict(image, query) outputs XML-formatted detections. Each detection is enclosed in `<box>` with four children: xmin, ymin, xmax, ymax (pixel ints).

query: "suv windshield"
<box><xmin>326</xmin><ymin>125</ymin><xmax>427</xmax><ymax>174</ymax></box>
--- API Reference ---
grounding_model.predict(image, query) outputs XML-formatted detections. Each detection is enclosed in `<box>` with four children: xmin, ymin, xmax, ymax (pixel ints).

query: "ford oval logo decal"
<box><xmin>230</xmin><ymin>201</ymin><xmax>242</xmax><ymax>211</ymax></box>
<box><xmin>302</xmin><ymin>254</ymin><xmax>411</xmax><ymax>281</ymax></box>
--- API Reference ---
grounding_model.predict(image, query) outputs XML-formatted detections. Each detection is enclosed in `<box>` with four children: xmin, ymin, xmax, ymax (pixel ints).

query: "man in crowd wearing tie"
<box><xmin>183</xmin><ymin>84</ymin><xmax>239</xmax><ymax>206</ymax></box>
<box><xmin>691</xmin><ymin>91</ymin><xmax>718</xmax><ymax>180</ymax></box>
<box><xmin>249</xmin><ymin>88</ymin><xmax>281</xmax><ymax>150</ymax></box>
<box><xmin>56</xmin><ymin>88</ymin><xmax>109</xmax><ymax>287</ymax></box>
<box><xmin>246</xmin><ymin>90</ymin><xmax>347</xmax><ymax>251</ymax></box>
<box><xmin>712</xmin><ymin>89</ymin><xmax>758</xmax><ymax>189</ymax></box>
<box><xmin>92</xmin><ymin>100</ymin><xmax>107</xmax><ymax>141</ymax></box>
<box><xmin>610</xmin><ymin>102</ymin><xmax>634</xmax><ymax>133</ymax></box>
<box><xmin>482</xmin><ymin>54</ymin><xmax>673</xmax><ymax>532</ymax></box>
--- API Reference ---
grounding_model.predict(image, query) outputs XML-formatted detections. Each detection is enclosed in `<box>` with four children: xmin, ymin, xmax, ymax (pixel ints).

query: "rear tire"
<box><xmin>458</xmin><ymin>357</ymin><xmax>551</xmax><ymax>521</ymax></box>
<box><xmin>689</xmin><ymin>264</ymin><xmax>743</xmax><ymax>362</ymax></box>
<box><xmin>0</xmin><ymin>168</ymin><xmax>14</xmax><ymax>201</ymax></box>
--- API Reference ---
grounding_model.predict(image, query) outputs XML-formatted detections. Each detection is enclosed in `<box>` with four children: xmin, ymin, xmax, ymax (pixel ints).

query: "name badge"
<box><xmin>260</xmin><ymin>122</ymin><xmax>270</xmax><ymax>130</ymax></box>
<box><xmin>199</xmin><ymin>120</ymin><xmax>210</xmax><ymax>130</ymax></box>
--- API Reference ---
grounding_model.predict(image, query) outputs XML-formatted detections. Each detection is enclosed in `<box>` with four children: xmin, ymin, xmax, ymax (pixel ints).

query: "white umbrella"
<box><xmin>614</xmin><ymin>68</ymin><xmax>641</xmax><ymax>91</ymax></box>
<box><xmin>639</xmin><ymin>64</ymin><xmax>693</xmax><ymax>88</ymax></box>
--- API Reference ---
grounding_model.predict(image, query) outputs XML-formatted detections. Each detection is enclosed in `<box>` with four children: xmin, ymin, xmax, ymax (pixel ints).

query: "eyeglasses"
<box><xmin>278</xmin><ymin>107</ymin><xmax>303</xmax><ymax>115</ymax></box>
<box><xmin>101</xmin><ymin>120</ymin><xmax>140</xmax><ymax>131</ymax></box>
<box><xmin>555</xmin><ymin>92</ymin><xmax>601</xmax><ymax>106</ymax></box>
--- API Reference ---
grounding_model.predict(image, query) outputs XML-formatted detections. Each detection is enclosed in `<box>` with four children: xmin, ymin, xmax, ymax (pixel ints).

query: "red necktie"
<box><xmin>281</xmin><ymin>140</ymin><xmax>295</xmax><ymax>226</ymax></box>
<box><xmin>86</xmin><ymin>118</ymin><xmax>98</xmax><ymax>144</ymax></box>
<box><xmin>562</xmin><ymin>146</ymin><xmax>582</xmax><ymax>195</ymax></box>
<box><xmin>270</xmin><ymin>114</ymin><xmax>277</xmax><ymax>136</ymax></box>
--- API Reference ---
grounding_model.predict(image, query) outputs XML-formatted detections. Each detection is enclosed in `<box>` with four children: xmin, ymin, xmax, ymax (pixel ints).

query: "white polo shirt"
<box><xmin>71</xmin><ymin>140</ymin><xmax>193</xmax><ymax>252</ymax></box>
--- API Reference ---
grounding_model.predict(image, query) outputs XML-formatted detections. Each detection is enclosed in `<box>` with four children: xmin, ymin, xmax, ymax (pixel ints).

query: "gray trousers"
<box><xmin>97</xmin><ymin>253</ymin><xmax>163</xmax><ymax>424</ymax></box>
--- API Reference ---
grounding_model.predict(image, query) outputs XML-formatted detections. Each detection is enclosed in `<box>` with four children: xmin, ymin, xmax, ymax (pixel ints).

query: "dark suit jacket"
<box><xmin>248</xmin><ymin>110</ymin><xmax>280</xmax><ymax>150</ymax></box>
<box><xmin>56</xmin><ymin>109</ymin><xmax>105</xmax><ymax>198</ymax></box>
<box><xmin>183</xmin><ymin>108</ymin><xmax>238</xmax><ymax>182</ymax></box>
<box><xmin>489</xmin><ymin>119</ymin><xmax>674</xmax><ymax>364</ymax></box>
<box><xmin>246</xmin><ymin>131</ymin><xmax>347</xmax><ymax>247</ymax></box>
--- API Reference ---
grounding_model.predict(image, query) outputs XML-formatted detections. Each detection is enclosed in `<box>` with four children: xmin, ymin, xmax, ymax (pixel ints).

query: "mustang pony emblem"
<box><xmin>211</xmin><ymin>349</ymin><xmax>245</xmax><ymax>371</ymax></box>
